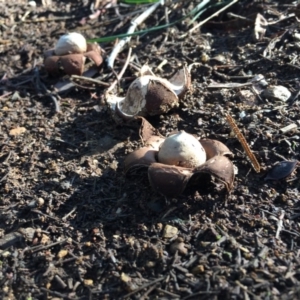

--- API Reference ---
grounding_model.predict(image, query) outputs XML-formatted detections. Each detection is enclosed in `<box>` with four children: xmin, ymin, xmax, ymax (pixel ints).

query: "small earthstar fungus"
<box><xmin>106</xmin><ymin>64</ymin><xmax>191</xmax><ymax>120</ymax></box>
<box><xmin>44</xmin><ymin>32</ymin><xmax>103</xmax><ymax>76</ymax></box>
<box><xmin>124</xmin><ymin>117</ymin><xmax>235</xmax><ymax>198</ymax></box>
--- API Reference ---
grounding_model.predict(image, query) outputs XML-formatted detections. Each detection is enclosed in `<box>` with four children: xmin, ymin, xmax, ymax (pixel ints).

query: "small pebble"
<box><xmin>162</xmin><ymin>225</ymin><xmax>178</xmax><ymax>239</ymax></box>
<box><xmin>280</xmin><ymin>123</ymin><xmax>297</xmax><ymax>134</ymax></box>
<box><xmin>170</xmin><ymin>237</ymin><xmax>188</xmax><ymax>255</ymax></box>
<box><xmin>263</xmin><ymin>85</ymin><xmax>291</xmax><ymax>102</ymax></box>
<box><xmin>37</xmin><ymin>198</ymin><xmax>45</xmax><ymax>207</ymax></box>
<box><xmin>28</xmin><ymin>1</ymin><xmax>37</xmax><ymax>7</ymax></box>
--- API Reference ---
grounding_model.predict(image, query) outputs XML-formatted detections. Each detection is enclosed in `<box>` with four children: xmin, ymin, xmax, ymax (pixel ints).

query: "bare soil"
<box><xmin>1</xmin><ymin>1</ymin><xmax>300</xmax><ymax>299</ymax></box>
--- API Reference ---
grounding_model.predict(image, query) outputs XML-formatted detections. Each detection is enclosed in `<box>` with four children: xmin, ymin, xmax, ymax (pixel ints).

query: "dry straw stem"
<box><xmin>188</xmin><ymin>0</ymin><xmax>240</xmax><ymax>34</ymax></box>
<box><xmin>225</xmin><ymin>113</ymin><xmax>261</xmax><ymax>173</ymax></box>
<box><xmin>107</xmin><ymin>0</ymin><xmax>164</xmax><ymax>70</ymax></box>
<box><xmin>106</xmin><ymin>47</ymin><xmax>132</xmax><ymax>95</ymax></box>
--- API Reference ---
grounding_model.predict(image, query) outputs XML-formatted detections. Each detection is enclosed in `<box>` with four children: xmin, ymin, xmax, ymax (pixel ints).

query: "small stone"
<box><xmin>162</xmin><ymin>225</ymin><xmax>178</xmax><ymax>239</ymax></box>
<box><xmin>84</xmin><ymin>279</ymin><xmax>93</xmax><ymax>286</ymax></box>
<box><xmin>2</xmin><ymin>251</ymin><xmax>11</xmax><ymax>257</ymax></box>
<box><xmin>120</xmin><ymin>272</ymin><xmax>131</xmax><ymax>283</ymax></box>
<box><xmin>145</xmin><ymin>261</ymin><xmax>156</xmax><ymax>268</ymax></box>
<box><xmin>170</xmin><ymin>238</ymin><xmax>188</xmax><ymax>255</ymax></box>
<box><xmin>192</xmin><ymin>265</ymin><xmax>205</xmax><ymax>275</ymax></box>
<box><xmin>263</xmin><ymin>85</ymin><xmax>291</xmax><ymax>102</ymax></box>
<box><xmin>201</xmin><ymin>53</ymin><xmax>210</xmax><ymax>63</ymax></box>
<box><xmin>9</xmin><ymin>127</ymin><xmax>26</xmax><ymax>136</ymax></box>
<box><xmin>293</xmin><ymin>33</ymin><xmax>300</xmax><ymax>41</ymax></box>
<box><xmin>22</xmin><ymin>227</ymin><xmax>35</xmax><ymax>242</ymax></box>
<box><xmin>37</xmin><ymin>198</ymin><xmax>45</xmax><ymax>207</ymax></box>
<box><xmin>280</xmin><ymin>123</ymin><xmax>297</xmax><ymax>134</ymax></box>
<box><xmin>11</xmin><ymin>91</ymin><xmax>21</xmax><ymax>101</ymax></box>
<box><xmin>110</xmin><ymin>160</ymin><xmax>118</xmax><ymax>171</ymax></box>
<box><xmin>156</xmin><ymin>223</ymin><xmax>163</xmax><ymax>231</ymax></box>
<box><xmin>40</xmin><ymin>233</ymin><xmax>50</xmax><ymax>245</ymax></box>
<box><xmin>239</xmin><ymin>111</ymin><xmax>246</xmax><ymax>119</ymax></box>
<box><xmin>236</xmin><ymin>90</ymin><xmax>257</xmax><ymax>106</ymax></box>
<box><xmin>28</xmin><ymin>1</ymin><xmax>37</xmax><ymax>7</ymax></box>
<box><xmin>57</xmin><ymin>249</ymin><xmax>68</xmax><ymax>258</ymax></box>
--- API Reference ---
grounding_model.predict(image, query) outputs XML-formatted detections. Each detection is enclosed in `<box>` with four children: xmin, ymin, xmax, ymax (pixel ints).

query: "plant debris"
<box><xmin>265</xmin><ymin>160</ymin><xmax>298</xmax><ymax>181</ymax></box>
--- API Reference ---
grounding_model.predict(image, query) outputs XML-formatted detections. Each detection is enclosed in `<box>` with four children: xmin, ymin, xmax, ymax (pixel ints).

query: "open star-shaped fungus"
<box><xmin>44</xmin><ymin>32</ymin><xmax>103</xmax><ymax>76</ymax></box>
<box><xmin>106</xmin><ymin>65</ymin><xmax>191</xmax><ymax>119</ymax></box>
<box><xmin>124</xmin><ymin>118</ymin><xmax>235</xmax><ymax>197</ymax></box>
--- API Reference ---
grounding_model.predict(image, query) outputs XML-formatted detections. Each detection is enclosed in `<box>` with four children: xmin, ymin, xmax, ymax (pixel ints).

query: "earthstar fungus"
<box><xmin>125</xmin><ymin>118</ymin><xmax>235</xmax><ymax>197</ymax></box>
<box><xmin>44</xmin><ymin>32</ymin><xmax>103</xmax><ymax>76</ymax></box>
<box><xmin>106</xmin><ymin>65</ymin><xmax>191</xmax><ymax>119</ymax></box>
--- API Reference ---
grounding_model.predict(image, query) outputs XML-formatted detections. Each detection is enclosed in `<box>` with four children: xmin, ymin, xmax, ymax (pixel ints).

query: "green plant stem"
<box><xmin>88</xmin><ymin>0</ymin><xmax>212</xmax><ymax>43</ymax></box>
<box><xmin>121</xmin><ymin>0</ymin><xmax>159</xmax><ymax>3</ymax></box>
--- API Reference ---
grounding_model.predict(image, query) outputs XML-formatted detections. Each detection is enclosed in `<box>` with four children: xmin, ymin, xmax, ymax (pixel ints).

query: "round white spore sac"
<box><xmin>158</xmin><ymin>131</ymin><xmax>206</xmax><ymax>168</ymax></box>
<box><xmin>55</xmin><ymin>32</ymin><xmax>87</xmax><ymax>56</ymax></box>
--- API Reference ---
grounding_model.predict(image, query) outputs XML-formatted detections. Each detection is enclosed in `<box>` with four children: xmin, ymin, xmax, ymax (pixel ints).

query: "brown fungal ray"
<box><xmin>84</xmin><ymin>43</ymin><xmax>103</xmax><ymax>66</ymax></box>
<box><xmin>145</xmin><ymin>79</ymin><xmax>179</xmax><ymax>116</ymax></box>
<box><xmin>265</xmin><ymin>160</ymin><xmax>298</xmax><ymax>181</ymax></box>
<box><xmin>168</xmin><ymin>65</ymin><xmax>191</xmax><ymax>98</ymax></box>
<box><xmin>193</xmin><ymin>155</ymin><xmax>235</xmax><ymax>192</ymax></box>
<box><xmin>200</xmin><ymin>139</ymin><xmax>233</xmax><ymax>160</ymax></box>
<box><xmin>148</xmin><ymin>163</ymin><xmax>193</xmax><ymax>197</ymax></box>
<box><xmin>45</xmin><ymin>54</ymin><xmax>85</xmax><ymax>76</ymax></box>
<box><xmin>144</xmin><ymin>136</ymin><xmax>165</xmax><ymax>150</ymax></box>
<box><xmin>124</xmin><ymin>136</ymin><xmax>165</xmax><ymax>174</ymax></box>
<box><xmin>44</xmin><ymin>56</ymin><xmax>61</xmax><ymax>76</ymax></box>
<box><xmin>60</xmin><ymin>54</ymin><xmax>86</xmax><ymax>76</ymax></box>
<box><xmin>137</xmin><ymin>116</ymin><xmax>164</xmax><ymax>143</ymax></box>
<box><xmin>124</xmin><ymin>148</ymin><xmax>157</xmax><ymax>174</ymax></box>
<box><xmin>44</xmin><ymin>43</ymin><xmax>103</xmax><ymax>77</ymax></box>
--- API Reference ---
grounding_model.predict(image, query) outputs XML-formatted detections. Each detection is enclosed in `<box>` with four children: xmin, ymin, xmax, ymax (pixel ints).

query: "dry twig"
<box><xmin>106</xmin><ymin>47</ymin><xmax>132</xmax><ymax>95</ymax></box>
<box><xmin>188</xmin><ymin>0</ymin><xmax>240</xmax><ymax>34</ymax></box>
<box><xmin>226</xmin><ymin>113</ymin><xmax>261</xmax><ymax>173</ymax></box>
<box><xmin>71</xmin><ymin>75</ymin><xmax>110</xmax><ymax>87</ymax></box>
<box><xmin>276</xmin><ymin>210</ymin><xmax>285</xmax><ymax>239</ymax></box>
<box><xmin>107</xmin><ymin>0</ymin><xmax>164</xmax><ymax>70</ymax></box>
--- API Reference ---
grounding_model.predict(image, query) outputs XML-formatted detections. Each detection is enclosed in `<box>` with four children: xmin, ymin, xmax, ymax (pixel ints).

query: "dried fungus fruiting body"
<box><xmin>44</xmin><ymin>32</ymin><xmax>103</xmax><ymax>77</ymax></box>
<box><xmin>124</xmin><ymin>135</ymin><xmax>165</xmax><ymax>172</ymax></box>
<box><xmin>148</xmin><ymin>163</ymin><xmax>193</xmax><ymax>197</ymax></box>
<box><xmin>118</xmin><ymin>76</ymin><xmax>179</xmax><ymax>117</ymax></box>
<box><xmin>125</xmin><ymin>118</ymin><xmax>235</xmax><ymax>197</ymax></box>
<box><xmin>107</xmin><ymin>65</ymin><xmax>191</xmax><ymax>120</ymax></box>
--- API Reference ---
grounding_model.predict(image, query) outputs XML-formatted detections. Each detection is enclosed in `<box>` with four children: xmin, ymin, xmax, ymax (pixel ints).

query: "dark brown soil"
<box><xmin>1</xmin><ymin>1</ymin><xmax>300</xmax><ymax>299</ymax></box>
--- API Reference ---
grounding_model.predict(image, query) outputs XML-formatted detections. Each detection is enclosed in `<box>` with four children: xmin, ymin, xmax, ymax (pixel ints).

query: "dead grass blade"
<box><xmin>188</xmin><ymin>0</ymin><xmax>240</xmax><ymax>34</ymax></box>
